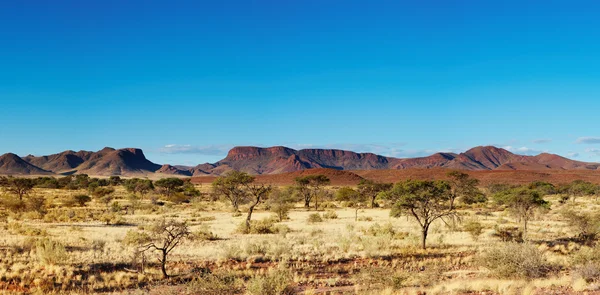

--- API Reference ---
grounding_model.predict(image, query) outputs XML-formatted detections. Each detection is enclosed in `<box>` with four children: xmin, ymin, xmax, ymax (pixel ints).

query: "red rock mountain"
<box><xmin>2</xmin><ymin>145</ymin><xmax>598</xmax><ymax>176</ymax></box>
<box><xmin>0</xmin><ymin>153</ymin><xmax>53</xmax><ymax>175</ymax></box>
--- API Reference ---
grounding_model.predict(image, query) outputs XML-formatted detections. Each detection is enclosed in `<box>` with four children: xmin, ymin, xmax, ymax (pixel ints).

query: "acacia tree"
<box><xmin>154</xmin><ymin>178</ymin><xmax>185</xmax><ymax>199</ymax></box>
<box><xmin>564</xmin><ymin>180</ymin><xmax>598</xmax><ymax>202</ymax></box>
<box><xmin>388</xmin><ymin>180</ymin><xmax>457</xmax><ymax>249</ymax></box>
<box><xmin>243</xmin><ymin>183</ymin><xmax>272</xmax><ymax>231</ymax></box>
<box><xmin>268</xmin><ymin>187</ymin><xmax>295</xmax><ymax>222</ymax></box>
<box><xmin>4</xmin><ymin>177</ymin><xmax>35</xmax><ymax>201</ymax></box>
<box><xmin>336</xmin><ymin>186</ymin><xmax>368</xmax><ymax>221</ymax></box>
<box><xmin>294</xmin><ymin>175</ymin><xmax>330</xmax><ymax>210</ymax></box>
<box><xmin>123</xmin><ymin>219</ymin><xmax>190</xmax><ymax>278</ymax></box>
<box><xmin>212</xmin><ymin>171</ymin><xmax>254</xmax><ymax>212</ymax></box>
<box><xmin>494</xmin><ymin>187</ymin><xmax>549</xmax><ymax>238</ymax></box>
<box><xmin>446</xmin><ymin>171</ymin><xmax>486</xmax><ymax>206</ymax></box>
<box><xmin>123</xmin><ymin>178</ymin><xmax>155</xmax><ymax>198</ymax></box>
<box><xmin>357</xmin><ymin>179</ymin><xmax>392</xmax><ymax>208</ymax></box>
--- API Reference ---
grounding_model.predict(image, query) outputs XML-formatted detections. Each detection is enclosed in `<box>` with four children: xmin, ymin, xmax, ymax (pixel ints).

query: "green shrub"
<box><xmin>478</xmin><ymin>242</ymin><xmax>551</xmax><ymax>279</ymax></box>
<box><xmin>193</xmin><ymin>224</ymin><xmax>219</xmax><ymax>241</ymax></box>
<box><xmin>307</xmin><ymin>213</ymin><xmax>323</xmax><ymax>223</ymax></box>
<box><xmin>237</xmin><ymin>217</ymin><xmax>282</xmax><ymax>234</ymax></box>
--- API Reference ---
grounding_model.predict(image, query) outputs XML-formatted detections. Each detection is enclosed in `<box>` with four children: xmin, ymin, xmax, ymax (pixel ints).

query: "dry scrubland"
<box><xmin>1</xmin><ymin>175</ymin><xmax>600</xmax><ymax>294</ymax></box>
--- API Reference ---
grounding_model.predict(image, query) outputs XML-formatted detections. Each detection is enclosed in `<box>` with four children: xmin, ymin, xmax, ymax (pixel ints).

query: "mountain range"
<box><xmin>0</xmin><ymin>145</ymin><xmax>599</xmax><ymax>177</ymax></box>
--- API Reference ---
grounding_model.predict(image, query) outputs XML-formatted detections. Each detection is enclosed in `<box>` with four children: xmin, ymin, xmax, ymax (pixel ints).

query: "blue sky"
<box><xmin>1</xmin><ymin>1</ymin><xmax>600</xmax><ymax>165</ymax></box>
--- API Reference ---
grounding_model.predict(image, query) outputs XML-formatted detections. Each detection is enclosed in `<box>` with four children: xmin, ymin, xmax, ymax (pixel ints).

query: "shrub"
<box><xmin>478</xmin><ymin>242</ymin><xmax>551</xmax><ymax>279</ymax></box>
<box><xmin>246</xmin><ymin>266</ymin><xmax>294</xmax><ymax>295</ymax></box>
<box><xmin>562</xmin><ymin>210</ymin><xmax>600</xmax><ymax>244</ymax></box>
<box><xmin>322</xmin><ymin>210</ymin><xmax>338</xmax><ymax>219</ymax></box>
<box><xmin>73</xmin><ymin>194</ymin><xmax>91</xmax><ymax>207</ymax></box>
<box><xmin>572</xmin><ymin>246</ymin><xmax>600</xmax><ymax>282</ymax></box>
<box><xmin>193</xmin><ymin>224</ymin><xmax>219</xmax><ymax>241</ymax></box>
<box><xmin>307</xmin><ymin>213</ymin><xmax>323</xmax><ymax>223</ymax></box>
<box><xmin>492</xmin><ymin>226</ymin><xmax>523</xmax><ymax>242</ymax></box>
<box><xmin>35</xmin><ymin>238</ymin><xmax>68</xmax><ymax>265</ymax></box>
<box><xmin>237</xmin><ymin>217</ymin><xmax>281</xmax><ymax>234</ymax></box>
<box><xmin>463</xmin><ymin>220</ymin><xmax>484</xmax><ymax>242</ymax></box>
<box><xmin>186</xmin><ymin>271</ymin><xmax>244</xmax><ymax>295</ymax></box>
<box><xmin>357</xmin><ymin>266</ymin><xmax>406</xmax><ymax>290</ymax></box>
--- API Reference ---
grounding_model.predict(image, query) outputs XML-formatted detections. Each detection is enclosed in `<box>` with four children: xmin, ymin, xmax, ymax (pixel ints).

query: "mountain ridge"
<box><xmin>2</xmin><ymin>145</ymin><xmax>598</xmax><ymax>176</ymax></box>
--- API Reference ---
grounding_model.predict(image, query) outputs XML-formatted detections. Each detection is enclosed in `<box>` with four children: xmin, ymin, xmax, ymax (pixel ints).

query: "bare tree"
<box><xmin>124</xmin><ymin>219</ymin><xmax>191</xmax><ymax>278</ymax></box>
<box><xmin>243</xmin><ymin>183</ymin><xmax>272</xmax><ymax>231</ymax></box>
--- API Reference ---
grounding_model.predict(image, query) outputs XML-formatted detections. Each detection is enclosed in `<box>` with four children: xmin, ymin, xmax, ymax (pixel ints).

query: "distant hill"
<box><xmin>1</xmin><ymin>145</ymin><xmax>599</xmax><ymax>177</ymax></box>
<box><xmin>0</xmin><ymin>153</ymin><xmax>53</xmax><ymax>175</ymax></box>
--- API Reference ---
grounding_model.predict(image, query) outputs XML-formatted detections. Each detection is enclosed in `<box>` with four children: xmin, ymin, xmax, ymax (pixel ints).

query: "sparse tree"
<box><xmin>447</xmin><ymin>171</ymin><xmax>486</xmax><ymax>205</ymax></box>
<box><xmin>123</xmin><ymin>219</ymin><xmax>191</xmax><ymax>278</ymax></box>
<box><xmin>494</xmin><ymin>187</ymin><xmax>549</xmax><ymax>238</ymax></box>
<box><xmin>92</xmin><ymin>187</ymin><xmax>115</xmax><ymax>207</ymax></box>
<box><xmin>336</xmin><ymin>186</ymin><xmax>368</xmax><ymax>221</ymax></box>
<box><xmin>294</xmin><ymin>175</ymin><xmax>330</xmax><ymax>210</ymax></box>
<box><xmin>268</xmin><ymin>187</ymin><xmax>295</xmax><ymax>222</ymax></box>
<box><xmin>387</xmin><ymin>180</ymin><xmax>457</xmax><ymax>249</ymax></box>
<box><xmin>73</xmin><ymin>194</ymin><xmax>92</xmax><ymax>207</ymax></box>
<box><xmin>4</xmin><ymin>177</ymin><xmax>35</xmax><ymax>201</ymax></box>
<box><xmin>154</xmin><ymin>178</ymin><xmax>185</xmax><ymax>199</ymax></box>
<box><xmin>563</xmin><ymin>180</ymin><xmax>598</xmax><ymax>203</ymax></box>
<box><xmin>243</xmin><ymin>183</ymin><xmax>272</xmax><ymax>231</ymax></box>
<box><xmin>357</xmin><ymin>179</ymin><xmax>392</xmax><ymax>208</ymax></box>
<box><xmin>212</xmin><ymin>171</ymin><xmax>254</xmax><ymax>212</ymax></box>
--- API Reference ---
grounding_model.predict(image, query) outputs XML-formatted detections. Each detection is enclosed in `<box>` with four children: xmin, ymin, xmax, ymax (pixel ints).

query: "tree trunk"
<box><xmin>371</xmin><ymin>196</ymin><xmax>376</xmax><ymax>208</ymax></box>
<box><xmin>246</xmin><ymin>204</ymin><xmax>256</xmax><ymax>231</ymax></box>
<box><xmin>304</xmin><ymin>197</ymin><xmax>310</xmax><ymax>209</ymax></box>
<box><xmin>523</xmin><ymin>218</ymin><xmax>528</xmax><ymax>240</ymax></box>
<box><xmin>421</xmin><ymin>226</ymin><xmax>429</xmax><ymax>250</ymax></box>
<box><xmin>355</xmin><ymin>207</ymin><xmax>359</xmax><ymax>221</ymax></box>
<box><xmin>315</xmin><ymin>194</ymin><xmax>319</xmax><ymax>211</ymax></box>
<box><xmin>161</xmin><ymin>250</ymin><xmax>168</xmax><ymax>278</ymax></box>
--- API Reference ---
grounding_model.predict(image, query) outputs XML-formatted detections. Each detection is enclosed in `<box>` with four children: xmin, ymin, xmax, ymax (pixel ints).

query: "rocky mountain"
<box><xmin>1</xmin><ymin>145</ymin><xmax>598</xmax><ymax>176</ymax></box>
<box><xmin>0</xmin><ymin>153</ymin><xmax>53</xmax><ymax>175</ymax></box>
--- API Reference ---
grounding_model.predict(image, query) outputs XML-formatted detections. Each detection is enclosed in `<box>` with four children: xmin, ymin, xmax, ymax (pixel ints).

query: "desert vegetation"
<box><xmin>1</xmin><ymin>172</ymin><xmax>600</xmax><ymax>294</ymax></box>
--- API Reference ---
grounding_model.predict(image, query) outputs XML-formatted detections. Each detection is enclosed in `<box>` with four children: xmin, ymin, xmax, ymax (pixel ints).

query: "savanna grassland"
<box><xmin>1</xmin><ymin>173</ymin><xmax>600</xmax><ymax>295</ymax></box>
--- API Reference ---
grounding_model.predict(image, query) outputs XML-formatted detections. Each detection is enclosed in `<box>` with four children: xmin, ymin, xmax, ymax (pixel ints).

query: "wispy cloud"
<box><xmin>503</xmin><ymin>146</ymin><xmax>544</xmax><ymax>156</ymax></box>
<box><xmin>576</xmin><ymin>137</ymin><xmax>600</xmax><ymax>144</ymax></box>
<box><xmin>159</xmin><ymin>144</ymin><xmax>233</xmax><ymax>155</ymax></box>
<box><xmin>568</xmin><ymin>152</ymin><xmax>580</xmax><ymax>158</ymax></box>
<box><xmin>586</xmin><ymin>148</ymin><xmax>600</xmax><ymax>156</ymax></box>
<box><xmin>532</xmin><ymin>139</ymin><xmax>552</xmax><ymax>144</ymax></box>
<box><xmin>288</xmin><ymin>143</ymin><xmax>408</xmax><ymax>157</ymax></box>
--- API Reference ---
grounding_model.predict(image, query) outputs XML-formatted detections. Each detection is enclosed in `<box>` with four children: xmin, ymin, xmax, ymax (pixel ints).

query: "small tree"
<box><xmin>336</xmin><ymin>186</ymin><xmax>367</xmax><ymax>221</ymax></box>
<box><xmin>155</xmin><ymin>178</ymin><xmax>185</xmax><ymax>199</ymax></box>
<box><xmin>388</xmin><ymin>180</ymin><xmax>457</xmax><ymax>249</ymax></box>
<box><xmin>268</xmin><ymin>187</ymin><xmax>295</xmax><ymax>222</ymax></box>
<box><xmin>494</xmin><ymin>187</ymin><xmax>549</xmax><ymax>239</ymax></box>
<box><xmin>4</xmin><ymin>177</ymin><xmax>35</xmax><ymax>201</ymax></box>
<box><xmin>294</xmin><ymin>175</ymin><xmax>330</xmax><ymax>210</ymax></box>
<box><xmin>447</xmin><ymin>171</ymin><xmax>486</xmax><ymax>205</ymax></box>
<box><xmin>212</xmin><ymin>171</ymin><xmax>254</xmax><ymax>212</ymax></box>
<box><xmin>73</xmin><ymin>194</ymin><xmax>92</xmax><ymax>207</ymax></box>
<box><xmin>562</xmin><ymin>209</ymin><xmax>600</xmax><ymax>244</ymax></box>
<box><xmin>564</xmin><ymin>180</ymin><xmax>598</xmax><ymax>203</ymax></box>
<box><xmin>123</xmin><ymin>219</ymin><xmax>190</xmax><ymax>278</ymax></box>
<box><xmin>92</xmin><ymin>187</ymin><xmax>115</xmax><ymax>207</ymax></box>
<box><xmin>243</xmin><ymin>183</ymin><xmax>272</xmax><ymax>231</ymax></box>
<box><xmin>357</xmin><ymin>179</ymin><xmax>392</xmax><ymax>208</ymax></box>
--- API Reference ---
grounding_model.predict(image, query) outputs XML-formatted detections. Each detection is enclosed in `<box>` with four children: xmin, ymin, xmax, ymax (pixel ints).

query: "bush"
<box><xmin>562</xmin><ymin>210</ymin><xmax>600</xmax><ymax>244</ymax></box>
<box><xmin>322</xmin><ymin>210</ymin><xmax>338</xmax><ymax>219</ymax></box>
<box><xmin>35</xmin><ymin>238</ymin><xmax>68</xmax><ymax>265</ymax></box>
<box><xmin>492</xmin><ymin>226</ymin><xmax>523</xmax><ymax>242</ymax></box>
<box><xmin>307</xmin><ymin>213</ymin><xmax>323</xmax><ymax>223</ymax></box>
<box><xmin>72</xmin><ymin>194</ymin><xmax>91</xmax><ymax>207</ymax></box>
<box><xmin>357</xmin><ymin>266</ymin><xmax>406</xmax><ymax>290</ymax></box>
<box><xmin>193</xmin><ymin>224</ymin><xmax>219</xmax><ymax>241</ymax></box>
<box><xmin>572</xmin><ymin>246</ymin><xmax>600</xmax><ymax>282</ymax></box>
<box><xmin>186</xmin><ymin>271</ymin><xmax>244</xmax><ymax>295</ymax></box>
<box><xmin>478</xmin><ymin>242</ymin><xmax>551</xmax><ymax>279</ymax></box>
<box><xmin>463</xmin><ymin>220</ymin><xmax>484</xmax><ymax>242</ymax></box>
<box><xmin>246</xmin><ymin>266</ymin><xmax>294</xmax><ymax>295</ymax></box>
<box><xmin>237</xmin><ymin>217</ymin><xmax>282</xmax><ymax>234</ymax></box>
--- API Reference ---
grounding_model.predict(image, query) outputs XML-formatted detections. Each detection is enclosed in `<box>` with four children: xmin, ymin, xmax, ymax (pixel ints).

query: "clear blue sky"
<box><xmin>1</xmin><ymin>1</ymin><xmax>600</xmax><ymax>165</ymax></box>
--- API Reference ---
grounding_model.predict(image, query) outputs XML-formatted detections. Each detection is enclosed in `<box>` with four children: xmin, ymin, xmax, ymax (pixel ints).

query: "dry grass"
<box><xmin>1</xmin><ymin>186</ymin><xmax>600</xmax><ymax>294</ymax></box>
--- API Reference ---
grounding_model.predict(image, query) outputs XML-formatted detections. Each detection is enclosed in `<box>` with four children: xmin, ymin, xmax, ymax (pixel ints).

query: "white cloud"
<box><xmin>159</xmin><ymin>144</ymin><xmax>233</xmax><ymax>155</ymax></box>
<box><xmin>503</xmin><ymin>146</ymin><xmax>544</xmax><ymax>156</ymax></box>
<box><xmin>568</xmin><ymin>152</ymin><xmax>580</xmax><ymax>158</ymax></box>
<box><xmin>585</xmin><ymin>148</ymin><xmax>600</xmax><ymax>156</ymax></box>
<box><xmin>577</xmin><ymin>137</ymin><xmax>600</xmax><ymax>144</ymax></box>
<box><xmin>532</xmin><ymin>139</ymin><xmax>552</xmax><ymax>144</ymax></box>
